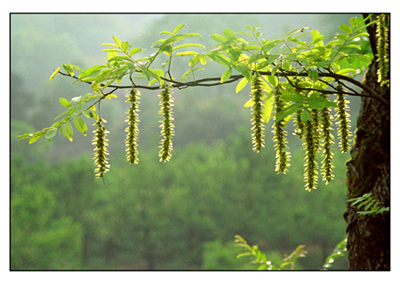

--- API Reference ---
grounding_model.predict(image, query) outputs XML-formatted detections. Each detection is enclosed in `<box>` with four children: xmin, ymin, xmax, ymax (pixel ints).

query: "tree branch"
<box><xmin>58</xmin><ymin>68</ymin><xmax>389</xmax><ymax>108</ymax></box>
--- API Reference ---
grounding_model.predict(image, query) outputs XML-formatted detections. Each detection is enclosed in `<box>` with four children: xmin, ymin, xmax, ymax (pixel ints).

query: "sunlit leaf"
<box><xmin>175</xmin><ymin>51</ymin><xmax>198</xmax><ymax>56</ymax></box>
<box><xmin>112</xmin><ymin>36</ymin><xmax>122</xmax><ymax>48</ymax></box>
<box><xmin>220</xmin><ymin>68</ymin><xmax>232</xmax><ymax>83</ymax></box>
<box><xmin>49</xmin><ymin>67</ymin><xmax>61</xmax><ymax>80</ymax></box>
<box><xmin>172</xmin><ymin>24</ymin><xmax>186</xmax><ymax>35</ymax></box>
<box><xmin>263</xmin><ymin>93</ymin><xmax>274</xmax><ymax>124</ymax></box>
<box><xmin>210</xmin><ymin>33</ymin><xmax>227</xmax><ymax>43</ymax></box>
<box><xmin>236</xmin><ymin>77</ymin><xmax>248</xmax><ymax>93</ymax></box>
<box><xmin>59</xmin><ymin>97</ymin><xmax>72</xmax><ymax>108</ymax></box>
<box><xmin>173</xmin><ymin>43</ymin><xmax>206</xmax><ymax>50</ymax></box>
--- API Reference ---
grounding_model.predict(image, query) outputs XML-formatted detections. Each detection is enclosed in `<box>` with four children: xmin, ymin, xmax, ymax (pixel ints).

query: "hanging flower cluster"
<box><xmin>320</xmin><ymin>96</ymin><xmax>335</xmax><ymax>184</ymax></box>
<box><xmin>335</xmin><ymin>85</ymin><xmax>352</xmax><ymax>153</ymax></box>
<box><xmin>125</xmin><ymin>88</ymin><xmax>141</xmax><ymax>164</ymax></box>
<box><xmin>250</xmin><ymin>72</ymin><xmax>265</xmax><ymax>153</ymax></box>
<box><xmin>158</xmin><ymin>84</ymin><xmax>175</xmax><ymax>162</ymax></box>
<box><xmin>92</xmin><ymin>118</ymin><xmax>110</xmax><ymax>179</ymax></box>
<box><xmin>272</xmin><ymin>86</ymin><xmax>291</xmax><ymax>174</ymax></box>
<box><xmin>376</xmin><ymin>14</ymin><xmax>389</xmax><ymax>86</ymax></box>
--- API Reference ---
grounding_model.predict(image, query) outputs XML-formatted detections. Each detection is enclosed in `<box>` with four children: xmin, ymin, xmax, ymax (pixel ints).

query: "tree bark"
<box><xmin>344</xmin><ymin>52</ymin><xmax>390</xmax><ymax>269</ymax></box>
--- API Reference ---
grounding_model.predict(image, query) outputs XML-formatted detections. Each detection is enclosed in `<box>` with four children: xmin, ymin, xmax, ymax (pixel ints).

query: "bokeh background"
<box><xmin>10</xmin><ymin>13</ymin><xmax>363</xmax><ymax>270</ymax></box>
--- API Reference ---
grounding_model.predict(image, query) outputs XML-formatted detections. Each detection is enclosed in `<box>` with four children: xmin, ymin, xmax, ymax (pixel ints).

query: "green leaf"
<box><xmin>199</xmin><ymin>53</ymin><xmax>207</xmax><ymax>65</ymax></box>
<box><xmin>61</xmin><ymin>122</ymin><xmax>73</xmax><ymax>142</ymax></box>
<box><xmin>282</xmin><ymin>93</ymin><xmax>305</xmax><ymax>103</ymax></box>
<box><xmin>92</xmin><ymin>81</ymin><xmax>101</xmax><ymax>93</ymax></box>
<box><xmin>79</xmin><ymin>65</ymin><xmax>105</xmax><ymax>79</ymax></box>
<box><xmin>224</xmin><ymin>46</ymin><xmax>242</xmax><ymax>62</ymax></box>
<box><xmin>175</xmin><ymin>51</ymin><xmax>198</xmax><ymax>56</ymax></box>
<box><xmin>101</xmin><ymin>48</ymin><xmax>121</xmax><ymax>52</ymax></box>
<box><xmin>350</xmin><ymin>17</ymin><xmax>358</xmax><ymax>27</ymax></box>
<box><xmin>223</xmin><ymin>28</ymin><xmax>236</xmax><ymax>42</ymax></box>
<box><xmin>159</xmin><ymin>30</ymin><xmax>173</xmax><ymax>36</ymax></box>
<box><xmin>172</xmin><ymin>24</ymin><xmax>186</xmax><ymax>35</ymax></box>
<box><xmin>62</xmin><ymin>63</ymin><xmax>75</xmax><ymax>77</ymax></box>
<box><xmin>336</xmin><ymin>68</ymin><xmax>356</xmax><ymax>75</ymax></box>
<box><xmin>189</xmin><ymin>54</ymin><xmax>200</xmax><ymax>67</ymax></box>
<box><xmin>49</xmin><ymin>67</ymin><xmax>61</xmax><ymax>80</ymax></box>
<box><xmin>306</xmin><ymin>94</ymin><xmax>337</xmax><ymax>109</ymax></box>
<box><xmin>159</xmin><ymin>34</ymin><xmax>189</xmax><ymax>49</ymax></box>
<box><xmin>161</xmin><ymin>43</ymin><xmax>173</xmax><ymax>55</ymax></box>
<box><xmin>112</xmin><ymin>36</ymin><xmax>122</xmax><ymax>48</ymax></box>
<box><xmin>276</xmin><ymin>103</ymin><xmax>304</xmax><ymax>122</ymax></box>
<box><xmin>271</xmin><ymin>64</ymin><xmax>280</xmax><ymax>76</ymax></box>
<box><xmin>59</xmin><ymin>97</ymin><xmax>72</xmax><ymax>108</ymax></box>
<box><xmin>243</xmin><ymin>45</ymin><xmax>261</xmax><ymax>51</ymax></box>
<box><xmin>266</xmin><ymin>75</ymin><xmax>278</xmax><ymax>87</ymax></box>
<box><xmin>310</xmin><ymin>30</ymin><xmax>325</xmax><ymax>47</ymax></box>
<box><xmin>236</xmin><ymin>77</ymin><xmax>248</xmax><ymax>93</ymax></box>
<box><xmin>343</xmin><ymin>44</ymin><xmax>362</xmax><ymax>50</ymax></box>
<box><xmin>106</xmin><ymin>94</ymin><xmax>118</xmax><ymax>99</ymax></box>
<box><xmin>233</xmin><ymin>64</ymin><xmax>252</xmax><ymax>82</ymax></box>
<box><xmin>300</xmin><ymin>109</ymin><xmax>311</xmax><ymax>121</ymax></box>
<box><xmin>263</xmin><ymin>94</ymin><xmax>274</xmax><ymax>124</ymax></box>
<box><xmin>73</xmin><ymin>116</ymin><xmax>88</xmax><ymax>136</ymax></box>
<box><xmin>173</xmin><ymin>43</ymin><xmax>206</xmax><ymax>50</ymax></box>
<box><xmin>185</xmin><ymin>33</ymin><xmax>202</xmax><ymax>38</ymax></box>
<box><xmin>129</xmin><ymin>47</ymin><xmax>143</xmax><ymax>56</ymax></box>
<box><xmin>338</xmin><ymin>24</ymin><xmax>352</xmax><ymax>34</ymax></box>
<box><xmin>207</xmin><ymin>51</ymin><xmax>232</xmax><ymax>68</ymax></box>
<box><xmin>308</xmin><ymin>67</ymin><xmax>319</xmax><ymax>81</ymax></box>
<box><xmin>261</xmin><ymin>40</ymin><xmax>280</xmax><ymax>52</ymax></box>
<box><xmin>220</xmin><ymin>68</ymin><xmax>232</xmax><ymax>83</ymax></box>
<box><xmin>100</xmin><ymin>42</ymin><xmax>119</xmax><ymax>48</ymax></box>
<box><xmin>44</xmin><ymin>127</ymin><xmax>58</xmax><ymax>141</ymax></box>
<box><xmin>210</xmin><ymin>33</ymin><xmax>227</xmax><ymax>43</ymax></box>
<box><xmin>82</xmin><ymin>109</ymin><xmax>98</xmax><ymax>120</ymax></box>
<box><xmin>243</xmin><ymin>98</ymin><xmax>254</xmax><ymax>108</ymax></box>
<box><xmin>29</xmin><ymin>131</ymin><xmax>46</xmax><ymax>144</ymax></box>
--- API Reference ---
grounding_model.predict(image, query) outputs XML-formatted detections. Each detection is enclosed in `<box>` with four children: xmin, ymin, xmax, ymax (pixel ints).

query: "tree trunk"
<box><xmin>344</xmin><ymin>52</ymin><xmax>390</xmax><ymax>269</ymax></box>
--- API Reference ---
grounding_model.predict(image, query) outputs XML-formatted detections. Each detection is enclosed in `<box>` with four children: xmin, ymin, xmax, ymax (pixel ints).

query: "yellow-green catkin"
<box><xmin>320</xmin><ymin>97</ymin><xmax>335</xmax><ymax>184</ymax></box>
<box><xmin>250</xmin><ymin>72</ymin><xmax>265</xmax><ymax>153</ymax></box>
<box><xmin>335</xmin><ymin>86</ymin><xmax>352</xmax><ymax>153</ymax></box>
<box><xmin>158</xmin><ymin>84</ymin><xmax>174</xmax><ymax>162</ymax></box>
<box><xmin>293</xmin><ymin>110</ymin><xmax>305</xmax><ymax>139</ymax></box>
<box><xmin>125</xmin><ymin>88</ymin><xmax>140</xmax><ymax>164</ymax></box>
<box><xmin>377</xmin><ymin>14</ymin><xmax>389</xmax><ymax>86</ymax></box>
<box><xmin>273</xmin><ymin>86</ymin><xmax>291</xmax><ymax>173</ymax></box>
<box><xmin>92</xmin><ymin>118</ymin><xmax>110</xmax><ymax>178</ymax></box>
<box><xmin>303</xmin><ymin>117</ymin><xmax>318</xmax><ymax>191</ymax></box>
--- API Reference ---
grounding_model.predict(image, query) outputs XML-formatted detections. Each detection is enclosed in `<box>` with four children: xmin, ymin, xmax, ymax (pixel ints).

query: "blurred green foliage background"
<box><xmin>10</xmin><ymin>13</ymin><xmax>363</xmax><ymax>270</ymax></box>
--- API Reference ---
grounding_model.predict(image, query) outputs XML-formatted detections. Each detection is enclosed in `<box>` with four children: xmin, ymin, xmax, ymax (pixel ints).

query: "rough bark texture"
<box><xmin>344</xmin><ymin>58</ymin><xmax>390</xmax><ymax>270</ymax></box>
